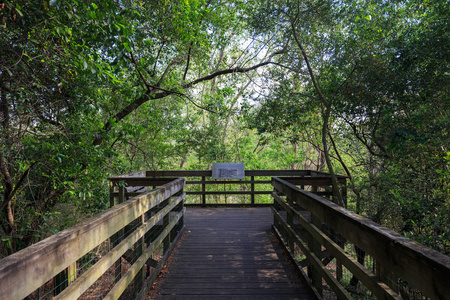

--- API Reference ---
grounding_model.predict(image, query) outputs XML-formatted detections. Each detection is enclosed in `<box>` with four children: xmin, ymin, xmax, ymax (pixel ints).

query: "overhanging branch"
<box><xmin>93</xmin><ymin>51</ymin><xmax>283</xmax><ymax>146</ymax></box>
<box><xmin>182</xmin><ymin>50</ymin><xmax>283</xmax><ymax>90</ymax></box>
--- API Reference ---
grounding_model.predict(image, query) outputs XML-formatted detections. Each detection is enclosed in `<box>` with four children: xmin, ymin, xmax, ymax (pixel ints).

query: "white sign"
<box><xmin>212</xmin><ymin>163</ymin><xmax>245</xmax><ymax>179</ymax></box>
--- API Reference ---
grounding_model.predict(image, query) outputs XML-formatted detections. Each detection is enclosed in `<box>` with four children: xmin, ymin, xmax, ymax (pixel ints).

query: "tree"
<box><xmin>0</xmin><ymin>0</ymin><xmax>284</xmax><ymax>255</ymax></box>
<box><xmin>245</xmin><ymin>0</ymin><xmax>450</xmax><ymax>253</ymax></box>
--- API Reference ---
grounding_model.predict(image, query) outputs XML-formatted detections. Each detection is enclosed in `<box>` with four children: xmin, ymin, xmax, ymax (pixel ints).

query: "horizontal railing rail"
<box><xmin>0</xmin><ymin>178</ymin><xmax>186</xmax><ymax>300</ymax></box>
<box><xmin>109</xmin><ymin>170</ymin><xmax>347</xmax><ymax>206</ymax></box>
<box><xmin>271</xmin><ymin>177</ymin><xmax>450</xmax><ymax>299</ymax></box>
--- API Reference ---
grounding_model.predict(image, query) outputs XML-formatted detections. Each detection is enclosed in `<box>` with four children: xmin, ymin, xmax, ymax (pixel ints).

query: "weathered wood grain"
<box><xmin>53</xmin><ymin>194</ymin><xmax>185</xmax><ymax>300</ymax></box>
<box><xmin>273</xmin><ymin>192</ymin><xmax>400</xmax><ymax>300</ymax></box>
<box><xmin>109</xmin><ymin>170</ymin><xmax>344</xmax><ymax>207</ymax></box>
<box><xmin>104</xmin><ymin>209</ymin><xmax>185</xmax><ymax>300</ymax></box>
<box><xmin>0</xmin><ymin>178</ymin><xmax>185</xmax><ymax>300</ymax></box>
<box><xmin>153</xmin><ymin>208</ymin><xmax>313</xmax><ymax>299</ymax></box>
<box><xmin>272</xmin><ymin>177</ymin><xmax>450</xmax><ymax>299</ymax></box>
<box><xmin>272</xmin><ymin>207</ymin><xmax>352</xmax><ymax>299</ymax></box>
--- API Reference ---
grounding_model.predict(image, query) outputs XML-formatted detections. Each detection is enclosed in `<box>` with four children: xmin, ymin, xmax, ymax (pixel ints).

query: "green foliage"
<box><xmin>0</xmin><ymin>0</ymin><xmax>448</xmax><ymax>257</ymax></box>
<box><xmin>244</xmin><ymin>0</ymin><xmax>450</xmax><ymax>253</ymax></box>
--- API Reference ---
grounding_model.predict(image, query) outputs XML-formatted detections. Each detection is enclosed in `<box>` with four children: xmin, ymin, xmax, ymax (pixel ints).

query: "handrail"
<box><xmin>109</xmin><ymin>170</ymin><xmax>347</xmax><ymax>206</ymax></box>
<box><xmin>0</xmin><ymin>178</ymin><xmax>186</xmax><ymax>300</ymax></box>
<box><xmin>272</xmin><ymin>177</ymin><xmax>450</xmax><ymax>299</ymax></box>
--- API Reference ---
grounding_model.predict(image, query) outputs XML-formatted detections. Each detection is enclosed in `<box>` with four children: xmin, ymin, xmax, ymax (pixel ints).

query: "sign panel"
<box><xmin>212</xmin><ymin>163</ymin><xmax>245</xmax><ymax>179</ymax></box>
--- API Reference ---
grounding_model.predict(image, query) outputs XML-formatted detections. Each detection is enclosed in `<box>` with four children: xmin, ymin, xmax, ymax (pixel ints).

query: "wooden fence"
<box><xmin>109</xmin><ymin>170</ymin><xmax>347</xmax><ymax>206</ymax></box>
<box><xmin>271</xmin><ymin>177</ymin><xmax>450</xmax><ymax>299</ymax></box>
<box><xmin>0</xmin><ymin>178</ymin><xmax>185</xmax><ymax>300</ymax></box>
<box><xmin>2</xmin><ymin>169</ymin><xmax>448</xmax><ymax>299</ymax></box>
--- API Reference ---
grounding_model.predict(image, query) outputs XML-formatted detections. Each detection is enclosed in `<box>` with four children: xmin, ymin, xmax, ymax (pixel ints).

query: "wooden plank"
<box><xmin>0</xmin><ymin>178</ymin><xmax>185</xmax><ymax>300</ymax></box>
<box><xmin>109</xmin><ymin>179</ymin><xmax>334</xmax><ymax>186</ymax></box>
<box><xmin>146</xmin><ymin>170</ymin><xmax>212</xmax><ymax>177</ymax></box>
<box><xmin>153</xmin><ymin>296</ymin><xmax>307</xmax><ymax>300</ymax></box>
<box><xmin>108</xmin><ymin>178</ymin><xmax>179</xmax><ymax>186</ymax></box>
<box><xmin>279</xmin><ymin>177</ymin><xmax>333</xmax><ymax>186</ymax></box>
<box><xmin>309</xmin><ymin>170</ymin><xmax>347</xmax><ymax>178</ymax></box>
<box><xmin>157</xmin><ymin>288</ymin><xmax>309</xmax><ymax>295</ymax></box>
<box><xmin>135</xmin><ymin>225</ymin><xmax>186</xmax><ymax>300</ymax></box>
<box><xmin>110</xmin><ymin>171</ymin><xmax>147</xmax><ymax>178</ymax></box>
<box><xmin>273</xmin><ymin>192</ymin><xmax>400</xmax><ymax>300</ymax></box>
<box><xmin>142</xmin><ymin>170</ymin><xmax>314</xmax><ymax>177</ymax></box>
<box><xmin>186</xmin><ymin>180</ymin><xmax>271</xmax><ymax>184</ymax></box>
<box><xmin>154</xmin><ymin>208</ymin><xmax>312</xmax><ymax>299</ymax></box>
<box><xmin>158</xmin><ymin>274</ymin><xmax>294</xmax><ymax>281</ymax></box>
<box><xmin>272</xmin><ymin>208</ymin><xmax>352</xmax><ymax>299</ymax></box>
<box><xmin>159</xmin><ymin>282</ymin><xmax>302</xmax><ymax>289</ymax></box>
<box><xmin>53</xmin><ymin>193</ymin><xmax>185</xmax><ymax>300</ymax></box>
<box><xmin>186</xmin><ymin>191</ymin><xmax>272</xmax><ymax>195</ymax></box>
<box><xmin>272</xmin><ymin>177</ymin><xmax>450</xmax><ymax>299</ymax></box>
<box><xmin>104</xmin><ymin>209</ymin><xmax>185</xmax><ymax>300</ymax></box>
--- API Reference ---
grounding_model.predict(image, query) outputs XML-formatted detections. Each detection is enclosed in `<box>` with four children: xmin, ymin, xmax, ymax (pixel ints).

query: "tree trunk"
<box><xmin>321</xmin><ymin>105</ymin><xmax>344</xmax><ymax>205</ymax></box>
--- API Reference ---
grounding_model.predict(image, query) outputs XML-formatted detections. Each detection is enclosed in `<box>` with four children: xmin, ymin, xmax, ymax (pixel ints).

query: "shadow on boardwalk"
<box><xmin>152</xmin><ymin>207</ymin><xmax>313</xmax><ymax>300</ymax></box>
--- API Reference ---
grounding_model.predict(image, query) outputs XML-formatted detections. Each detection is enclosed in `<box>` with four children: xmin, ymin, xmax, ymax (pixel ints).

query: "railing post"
<box><xmin>201</xmin><ymin>176</ymin><xmax>206</xmax><ymax>206</ymax></box>
<box><xmin>163</xmin><ymin>207</ymin><xmax>171</xmax><ymax>253</ymax></box>
<box><xmin>179</xmin><ymin>188</ymin><xmax>184</xmax><ymax>229</ymax></box>
<box><xmin>336</xmin><ymin>178</ymin><xmax>347</xmax><ymax>281</ymax></box>
<box><xmin>130</xmin><ymin>212</ymin><xmax>145</xmax><ymax>296</ymax></box>
<box><xmin>336</xmin><ymin>239</ymin><xmax>344</xmax><ymax>282</ymax></box>
<box><xmin>286</xmin><ymin>196</ymin><xmax>294</xmax><ymax>251</ymax></box>
<box><xmin>309</xmin><ymin>214</ymin><xmax>323</xmax><ymax>296</ymax></box>
<box><xmin>53</xmin><ymin>261</ymin><xmax>77</xmax><ymax>296</ymax></box>
<box><xmin>251</xmin><ymin>176</ymin><xmax>255</xmax><ymax>205</ymax></box>
<box><xmin>68</xmin><ymin>262</ymin><xmax>77</xmax><ymax>285</ymax></box>
<box><xmin>113</xmin><ymin>185</ymin><xmax>125</xmax><ymax>282</ymax></box>
<box><xmin>110</xmin><ymin>181</ymin><xmax>116</xmax><ymax>207</ymax></box>
<box><xmin>340</xmin><ymin>177</ymin><xmax>348</xmax><ymax>208</ymax></box>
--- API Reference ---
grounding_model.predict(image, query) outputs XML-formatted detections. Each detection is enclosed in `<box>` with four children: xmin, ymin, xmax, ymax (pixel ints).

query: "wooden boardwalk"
<box><xmin>153</xmin><ymin>207</ymin><xmax>313</xmax><ymax>300</ymax></box>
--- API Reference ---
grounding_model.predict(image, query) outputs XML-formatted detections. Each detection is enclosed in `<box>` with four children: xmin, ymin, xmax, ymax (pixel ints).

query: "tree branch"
<box><xmin>129</xmin><ymin>52</ymin><xmax>152</xmax><ymax>91</ymax></box>
<box><xmin>0</xmin><ymin>162</ymin><xmax>37</xmax><ymax>212</ymax></box>
<box><xmin>156</xmin><ymin>55</ymin><xmax>189</xmax><ymax>87</ymax></box>
<box><xmin>183</xmin><ymin>43</ymin><xmax>193</xmax><ymax>81</ymax></box>
<box><xmin>0</xmin><ymin>82</ymin><xmax>14</xmax><ymax>94</ymax></box>
<box><xmin>183</xmin><ymin>50</ymin><xmax>283</xmax><ymax>90</ymax></box>
<box><xmin>328</xmin><ymin>131</ymin><xmax>352</xmax><ymax>180</ymax></box>
<box><xmin>93</xmin><ymin>51</ymin><xmax>283</xmax><ymax>146</ymax></box>
<box><xmin>290</xmin><ymin>17</ymin><xmax>329</xmax><ymax>107</ymax></box>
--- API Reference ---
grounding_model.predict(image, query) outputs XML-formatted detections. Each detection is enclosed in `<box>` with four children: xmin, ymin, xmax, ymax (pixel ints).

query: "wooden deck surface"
<box><xmin>153</xmin><ymin>207</ymin><xmax>313</xmax><ymax>300</ymax></box>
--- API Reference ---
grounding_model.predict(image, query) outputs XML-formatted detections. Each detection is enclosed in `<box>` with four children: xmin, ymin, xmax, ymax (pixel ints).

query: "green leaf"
<box><xmin>4</xmin><ymin>67</ymin><xmax>12</xmax><ymax>77</ymax></box>
<box><xmin>15</xmin><ymin>8</ymin><xmax>23</xmax><ymax>17</ymax></box>
<box><xmin>123</xmin><ymin>42</ymin><xmax>132</xmax><ymax>52</ymax></box>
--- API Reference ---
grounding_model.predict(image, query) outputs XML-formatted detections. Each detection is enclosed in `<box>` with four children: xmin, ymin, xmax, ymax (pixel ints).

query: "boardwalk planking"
<box><xmin>153</xmin><ymin>207</ymin><xmax>313</xmax><ymax>300</ymax></box>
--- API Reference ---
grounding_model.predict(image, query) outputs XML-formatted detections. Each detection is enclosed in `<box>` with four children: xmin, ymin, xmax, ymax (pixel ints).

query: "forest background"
<box><xmin>0</xmin><ymin>0</ymin><xmax>449</xmax><ymax>258</ymax></box>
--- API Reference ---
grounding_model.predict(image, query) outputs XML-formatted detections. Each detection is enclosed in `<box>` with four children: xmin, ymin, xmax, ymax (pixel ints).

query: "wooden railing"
<box><xmin>0</xmin><ymin>178</ymin><xmax>185</xmax><ymax>300</ymax></box>
<box><xmin>109</xmin><ymin>170</ymin><xmax>347</xmax><ymax>206</ymax></box>
<box><xmin>271</xmin><ymin>177</ymin><xmax>450</xmax><ymax>299</ymax></box>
